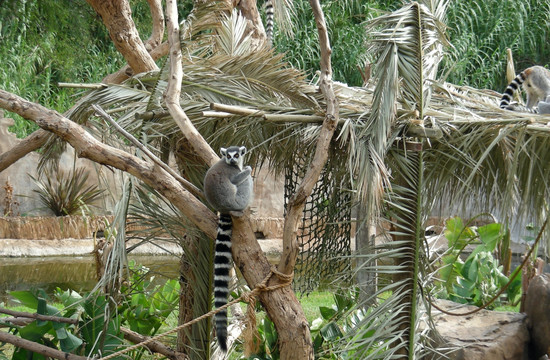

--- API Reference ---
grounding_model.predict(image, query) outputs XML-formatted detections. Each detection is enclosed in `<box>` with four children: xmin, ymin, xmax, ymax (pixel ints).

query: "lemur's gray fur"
<box><xmin>203</xmin><ymin>146</ymin><xmax>253</xmax><ymax>352</ymax></box>
<box><xmin>500</xmin><ymin>65</ymin><xmax>550</xmax><ymax>113</ymax></box>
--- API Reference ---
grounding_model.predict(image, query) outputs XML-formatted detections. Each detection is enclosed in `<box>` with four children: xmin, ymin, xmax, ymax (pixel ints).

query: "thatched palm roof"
<box><xmin>59</xmin><ymin>4</ymin><xmax>549</xmax><ymax>238</ymax></box>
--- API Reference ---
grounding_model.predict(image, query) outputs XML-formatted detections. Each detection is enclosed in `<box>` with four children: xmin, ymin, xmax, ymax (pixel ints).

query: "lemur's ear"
<box><xmin>239</xmin><ymin>146</ymin><xmax>247</xmax><ymax>155</ymax></box>
<box><xmin>220</xmin><ymin>148</ymin><xmax>227</xmax><ymax>156</ymax></box>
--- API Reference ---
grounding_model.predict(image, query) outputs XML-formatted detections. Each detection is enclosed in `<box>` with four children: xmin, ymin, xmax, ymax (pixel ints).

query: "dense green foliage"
<box><xmin>0</xmin><ymin>3</ymin><xmax>111</xmax><ymax>136</ymax></box>
<box><xmin>440</xmin><ymin>0</ymin><xmax>550</xmax><ymax>90</ymax></box>
<box><xmin>1</xmin><ymin>0</ymin><xmax>549</xmax><ymax>137</ymax></box>
<box><xmin>1</xmin><ymin>262</ymin><xmax>180</xmax><ymax>359</ymax></box>
<box><xmin>0</xmin><ymin>0</ymin><xmax>125</xmax><ymax>136</ymax></box>
<box><xmin>436</xmin><ymin>217</ymin><xmax>522</xmax><ymax>308</ymax></box>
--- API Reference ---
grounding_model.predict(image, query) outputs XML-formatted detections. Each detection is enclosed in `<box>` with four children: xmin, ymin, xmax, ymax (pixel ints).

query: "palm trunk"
<box><xmin>389</xmin><ymin>141</ymin><xmax>424</xmax><ymax>359</ymax></box>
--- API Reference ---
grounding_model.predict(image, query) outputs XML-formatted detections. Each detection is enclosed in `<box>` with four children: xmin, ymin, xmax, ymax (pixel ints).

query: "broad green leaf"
<box><xmin>9</xmin><ymin>291</ymin><xmax>39</xmax><ymax>308</ymax></box>
<box><xmin>478</xmin><ymin>223</ymin><xmax>502</xmax><ymax>252</ymax></box>
<box><xmin>445</xmin><ymin>217</ymin><xmax>475</xmax><ymax>248</ymax></box>
<box><xmin>319</xmin><ymin>306</ymin><xmax>337</xmax><ymax>320</ymax></box>
<box><xmin>58</xmin><ymin>329</ymin><xmax>83</xmax><ymax>353</ymax></box>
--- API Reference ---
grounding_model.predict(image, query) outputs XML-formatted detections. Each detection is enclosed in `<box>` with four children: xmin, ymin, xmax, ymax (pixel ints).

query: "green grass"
<box><xmin>494</xmin><ymin>303</ymin><xmax>520</xmax><ymax>312</ymax></box>
<box><xmin>237</xmin><ymin>290</ymin><xmax>335</xmax><ymax>324</ymax></box>
<box><xmin>298</xmin><ymin>291</ymin><xmax>336</xmax><ymax>322</ymax></box>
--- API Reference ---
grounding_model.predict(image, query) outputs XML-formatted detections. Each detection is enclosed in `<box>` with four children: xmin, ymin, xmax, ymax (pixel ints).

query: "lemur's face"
<box><xmin>223</xmin><ymin>149</ymin><xmax>240</xmax><ymax>165</ymax></box>
<box><xmin>220</xmin><ymin>146</ymin><xmax>246</xmax><ymax>166</ymax></box>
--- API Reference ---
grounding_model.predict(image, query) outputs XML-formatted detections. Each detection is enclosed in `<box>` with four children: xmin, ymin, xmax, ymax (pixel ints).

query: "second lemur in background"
<box><xmin>204</xmin><ymin>146</ymin><xmax>253</xmax><ymax>352</ymax></box>
<box><xmin>500</xmin><ymin>65</ymin><xmax>550</xmax><ymax>113</ymax></box>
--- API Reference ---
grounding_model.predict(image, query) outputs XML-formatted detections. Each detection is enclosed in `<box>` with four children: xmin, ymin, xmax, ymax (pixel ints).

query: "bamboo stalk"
<box><xmin>210</xmin><ymin>102</ymin><xmax>264</xmax><ymax>116</ymax></box>
<box><xmin>264</xmin><ymin>114</ymin><xmax>325</xmax><ymax>123</ymax></box>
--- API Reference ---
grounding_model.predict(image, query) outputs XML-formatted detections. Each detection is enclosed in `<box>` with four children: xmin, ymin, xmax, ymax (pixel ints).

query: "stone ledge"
<box><xmin>430</xmin><ymin>299</ymin><xmax>529</xmax><ymax>360</ymax></box>
<box><xmin>0</xmin><ymin>237</ymin><xmax>283</xmax><ymax>257</ymax></box>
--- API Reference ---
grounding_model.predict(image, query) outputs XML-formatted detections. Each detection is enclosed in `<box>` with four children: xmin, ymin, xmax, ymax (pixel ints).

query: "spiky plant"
<box><xmin>30</xmin><ymin>165</ymin><xmax>104</xmax><ymax>216</ymax></box>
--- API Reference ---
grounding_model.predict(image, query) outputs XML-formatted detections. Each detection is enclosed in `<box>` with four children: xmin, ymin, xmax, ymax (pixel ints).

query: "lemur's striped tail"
<box><xmin>500</xmin><ymin>71</ymin><xmax>527</xmax><ymax>109</ymax></box>
<box><xmin>214</xmin><ymin>213</ymin><xmax>232</xmax><ymax>352</ymax></box>
<box><xmin>265</xmin><ymin>0</ymin><xmax>274</xmax><ymax>44</ymax></box>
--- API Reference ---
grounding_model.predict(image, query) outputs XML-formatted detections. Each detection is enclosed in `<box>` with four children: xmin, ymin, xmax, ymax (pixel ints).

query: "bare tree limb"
<box><xmin>103</xmin><ymin>0</ymin><xmax>167</xmax><ymax>84</ymax></box>
<box><xmin>0</xmin><ymin>307</ymin><xmax>78</xmax><ymax>325</ymax></box>
<box><xmin>103</xmin><ymin>41</ymin><xmax>170</xmax><ymax>84</ymax></box>
<box><xmin>121</xmin><ymin>327</ymin><xmax>188</xmax><ymax>360</ymax></box>
<box><xmin>165</xmin><ymin>0</ymin><xmax>219</xmax><ymax>167</ymax></box>
<box><xmin>86</xmin><ymin>0</ymin><xmax>159</xmax><ymax>82</ymax></box>
<box><xmin>0</xmin><ymin>89</ymin><xmax>217</xmax><ymax>239</ymax></box>
<box><xmin>278</xmin><ymin>0</ymin><xmax>339</xmax><ymax>276</ymax></box>
<box><xmin>0</xmin><ymin>128</ymin><xmax>49</xmax><ymax>172</ymax></box>
<box><xmin>145</xmin><ymin>0</ymin><xmax>165</xmax><ymax>50</ymax></box>
<box><xmin>92</xmin><ymin>104</ymin><xmax>204</xmax><ymax>200</ymax></box>
<box><xmin>0</xmin><ymin>331</ymin><xmax>88</xmax><ymax>360</ymax></box>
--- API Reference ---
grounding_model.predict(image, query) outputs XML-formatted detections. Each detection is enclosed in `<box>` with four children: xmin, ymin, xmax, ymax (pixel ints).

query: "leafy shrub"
<box><xmin>436</xmin><ymin>217</ymin><xmax>522</xmax><ymax>308</ymax></box>
<box><xmin>3</xmin><ymin>262</ymin><xmax>180</xmax><ymax>359</ymax></box>
<box><xmin>30</xmin><ymin>166</ymin><xmax>104</xmax><ymax>216</ymax></box>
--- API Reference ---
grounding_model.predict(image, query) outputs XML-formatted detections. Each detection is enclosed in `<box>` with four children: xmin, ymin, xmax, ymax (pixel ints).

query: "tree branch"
<box><xmin>0</xmin><ymin>128</ymin><xmax>49</xmax><ymax>172</ymax></box>
<box><xmin>145</xmin><ymin>0</ymin><xmax>165</xmax><ymax>50</ymax></box>
<box><xmin>0</xmin><ymin>307</ymin><xmax>78</xmax><ymax>325</ymax></box>
<box><xmin>102</xmin><ymin>0</ymin><xmax>167</xmax><ymax>84</ymax></box>
<box><xmin>0</xmin><ymin>331</ymin><xmax>88</xmax><ymax>360</ymax></box>
<box><xmin>121</xmin><ymin>327</ymin><xmax>187</xmax><ymax>360</ymax></box>
<box><xmin>86</xmin><ymin>0</ymin><xmax>159</xmax><ymax>82</ymax></box>
<box><xmin>165</xmin><ymin>0</ymin><xmax>219</xmax><ymax>167</ymax></box>
<box><xmin>278</xmin><ymin>0</ymin><xmax>339</xmax><ymax>276</ymax></box>
<box><xmin>0</xmin><ymin>89</ymin><xmax>217</xmax><ymax>239</ymax></box>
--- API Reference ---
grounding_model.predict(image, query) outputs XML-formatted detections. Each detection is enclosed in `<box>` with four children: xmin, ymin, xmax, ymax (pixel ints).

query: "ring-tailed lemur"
<box><xmin>204</xmin><ymin>146</ymin><xmax>253</xmax><ymax>352</ymax></box>
<box><xmin>500</xmin><ymin>65</ymin><xmax>550</xmax><ymax>113</ymax></box>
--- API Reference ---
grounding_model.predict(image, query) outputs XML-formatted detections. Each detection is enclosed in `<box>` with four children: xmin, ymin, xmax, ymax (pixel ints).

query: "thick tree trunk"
<box><xmin>86</xmin><ymin>0</ymin><xmax>159</xmax><ymax>80</ymax></box>
<box><xmin>231</xmin><ymin>214</ymin><xmax>314</xmax><ymax>359</ymax></box>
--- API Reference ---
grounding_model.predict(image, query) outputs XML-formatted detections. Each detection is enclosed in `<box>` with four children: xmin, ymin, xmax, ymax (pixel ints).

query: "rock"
<box><xmin>430</xmin><ymin>299</ymin><xmax>529</xmax><ymax>360</ymax></box>
<box><xmin>525</xmin><ymin>274</ymin><xmax>550</xmax><ymax>359</ymax></box>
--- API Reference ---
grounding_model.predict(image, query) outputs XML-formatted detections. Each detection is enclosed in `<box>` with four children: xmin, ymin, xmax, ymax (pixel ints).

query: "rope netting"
<box><xmin>285</xmin><ymin>142</ymin><xmax>352</xmax><ymax>294</ymax></box>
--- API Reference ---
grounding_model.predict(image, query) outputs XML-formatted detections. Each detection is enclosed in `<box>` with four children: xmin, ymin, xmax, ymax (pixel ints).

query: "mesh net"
<box><xmin>284</xmin><ymin>141</ymin><xmax>352</xmax><ymax>294</ymax></box>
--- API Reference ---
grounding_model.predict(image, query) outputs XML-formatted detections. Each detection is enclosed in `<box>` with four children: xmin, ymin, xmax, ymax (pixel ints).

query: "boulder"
<box><xmin>431</xmin><ymin>299</ymin><xmax>529</xmax><ymax>360</ymax></box>
<box><xmin>525</xmin><ymin>274</ymin><xmax>550</xmax><ymax>358</ymax></box>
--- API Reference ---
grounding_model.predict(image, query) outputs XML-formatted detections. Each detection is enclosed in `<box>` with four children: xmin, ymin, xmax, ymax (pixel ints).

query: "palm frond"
<box><xmin>367</xmin><ymin>1</ymin><xmax>449</xmax><ymax>115</ymax></box>
<box><xmin>92</xmin><ymin>178</ymin><xmax>132</xmax><ymax>296</ymax></box>
<box><xmin>215</xmin><ymin>10</ymin><xmax>253</xmax><ymax>56</ymax></box>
